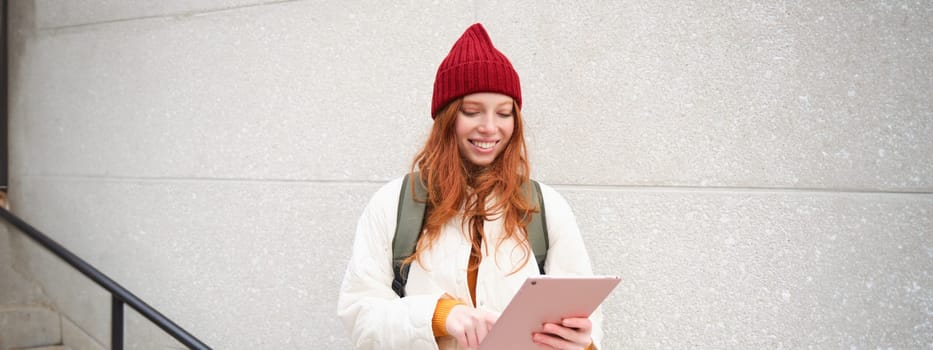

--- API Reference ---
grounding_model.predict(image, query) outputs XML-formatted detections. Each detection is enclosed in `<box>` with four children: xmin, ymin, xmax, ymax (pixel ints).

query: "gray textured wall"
<box><xmin>5</xmin><ymin>1</ymin><xmax>932</xmax><ymax>349</ymax></box>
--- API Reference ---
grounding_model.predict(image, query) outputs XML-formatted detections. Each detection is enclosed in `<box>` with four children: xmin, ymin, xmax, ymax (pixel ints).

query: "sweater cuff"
<box><xmin>432</xmin><ymin>299</ymin><xmax>464</xmax><ymax>337</ymax></box>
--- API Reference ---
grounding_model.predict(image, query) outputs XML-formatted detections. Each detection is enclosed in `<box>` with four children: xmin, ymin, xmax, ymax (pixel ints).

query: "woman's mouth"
<box><xmin>470</xmin><ymin>140</ymin><xmax>498</xmax><ymax>150</ymax></box>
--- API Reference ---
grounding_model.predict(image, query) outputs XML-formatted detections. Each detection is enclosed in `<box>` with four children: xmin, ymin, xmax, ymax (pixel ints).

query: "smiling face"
<box><xmin>454</xmin><ymin>92</ymin><xmax>516</xmax><ymax>167</ymax></box>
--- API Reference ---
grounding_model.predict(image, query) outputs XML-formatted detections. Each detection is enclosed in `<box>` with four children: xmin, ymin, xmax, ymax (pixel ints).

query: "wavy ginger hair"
<box><xmin>405</xmin><ymin>97</ymin><xmax>537</xmax><ymax>272</ymax></box>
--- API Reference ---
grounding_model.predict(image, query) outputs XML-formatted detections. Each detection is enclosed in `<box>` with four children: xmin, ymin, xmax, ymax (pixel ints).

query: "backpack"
<box><xmin>391</xmin><ymin>173</ymin><xmax>548</xmax><ymax>297</ymax></box>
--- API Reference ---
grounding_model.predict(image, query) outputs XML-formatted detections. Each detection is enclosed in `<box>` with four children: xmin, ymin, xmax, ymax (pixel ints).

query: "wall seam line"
<box><xmin>37</xmin><ymin>0</ymin><xmax>301</xmax><ymax>32</ymax></box>
<box><xmin>15</xmin><ymin>174</ymin><xmax>933</xmax><ymax>196</ymax></box>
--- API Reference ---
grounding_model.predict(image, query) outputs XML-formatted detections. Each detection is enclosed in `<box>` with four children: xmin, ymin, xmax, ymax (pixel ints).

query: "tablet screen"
<box><xmin>478</xmin><ymin>275</ymin><xmax>620</xmax><ymax>349</ymax></box>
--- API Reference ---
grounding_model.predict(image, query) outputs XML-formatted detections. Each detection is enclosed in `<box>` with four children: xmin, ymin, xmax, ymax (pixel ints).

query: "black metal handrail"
<box><xmin>0</xmin><ymin>208</ymin><xmax>211</xmax><ymax>350</ymax></box>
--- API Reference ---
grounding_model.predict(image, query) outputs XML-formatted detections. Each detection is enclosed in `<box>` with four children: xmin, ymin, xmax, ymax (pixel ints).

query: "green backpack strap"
<box><xmin>391</xmin><ymin>173</ymin><xmax>427</xmax><ymax>297</ymax></box>
<box><xmin>391</xmin><ymin>174</ymin><xmax>549</xmax><ymax>298</ymax></box>
<box><xmin>526</xmin><ymin>180</ymin><xmax>549</xmax><ymax>275</ymax></box>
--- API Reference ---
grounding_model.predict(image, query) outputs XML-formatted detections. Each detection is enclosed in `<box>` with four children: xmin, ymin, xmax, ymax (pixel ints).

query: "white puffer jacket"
<box><xmin>337</xmin><ymin>176</ymin><xmax>603</xmax><ymax>349</ymax></box>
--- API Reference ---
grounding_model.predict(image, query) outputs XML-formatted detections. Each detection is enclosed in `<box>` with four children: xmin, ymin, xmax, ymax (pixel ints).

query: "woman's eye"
<box><xmin>497</xmin><ymin>113</ymin><xmax>513</xmax><ymax>118</ymax></box>
<box><xmin>461</xmin><ymin>110</ymin><xmax>479</xmax><ymax>116</ymax></box>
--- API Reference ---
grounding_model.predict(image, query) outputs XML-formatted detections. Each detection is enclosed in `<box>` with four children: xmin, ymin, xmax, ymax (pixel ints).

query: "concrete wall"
<box><xmin>5</xmin><ymin>1</ymin><xmax>931</xmax><ymax>349</ymax></box>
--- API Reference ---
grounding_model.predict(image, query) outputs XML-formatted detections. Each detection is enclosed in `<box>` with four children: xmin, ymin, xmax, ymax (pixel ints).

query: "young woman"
<box><xmin>338</xmin><ymin>23</ymin><xmax>602</xmax><ymax>350</ymax></box>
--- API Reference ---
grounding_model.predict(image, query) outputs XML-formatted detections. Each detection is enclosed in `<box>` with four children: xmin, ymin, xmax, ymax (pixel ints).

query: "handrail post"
<box><xmin>112</xmin><ymin>295</ymin><xmax>124</xmax><ymax>350</ymax></box>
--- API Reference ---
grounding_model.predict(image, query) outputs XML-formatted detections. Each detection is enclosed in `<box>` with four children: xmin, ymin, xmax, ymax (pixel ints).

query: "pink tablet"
<box><xmin>479</xmin><ymin>275</ymin><xmax>621</xmax><ymax>349</ymax></box>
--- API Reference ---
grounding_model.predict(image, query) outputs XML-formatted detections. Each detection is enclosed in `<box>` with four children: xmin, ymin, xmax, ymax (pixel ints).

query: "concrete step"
<box><xmin>0</xmin><ymin>306</ymin><xmax>61</xmax><ymax>350</ymax></box>
<box><xmin>11</xmin><ymin>346</ymin><xmax>70</xmax><ymax>350</ymax></box>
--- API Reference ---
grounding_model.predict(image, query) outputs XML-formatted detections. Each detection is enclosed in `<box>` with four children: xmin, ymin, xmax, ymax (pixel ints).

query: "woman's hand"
<box><xmin>532</xmin><ymin>317</ymin><xmax>593</xmax><ymax>350</ymax></box>
<box><xmin>445</xmin><ymin>305</ymin><xmax>499</xmax><ymax>349</ymax></box>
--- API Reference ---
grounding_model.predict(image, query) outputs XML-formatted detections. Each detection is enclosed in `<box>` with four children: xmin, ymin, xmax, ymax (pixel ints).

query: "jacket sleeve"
<box><xmin>538</xmin><ymin>183</ymin><xmax>606</xmax><ymax>349</ymax></box>
<box><xmin>337</xmin><ymin>179</ymin><xmax>445</xmax><ymax>350</ymax></box>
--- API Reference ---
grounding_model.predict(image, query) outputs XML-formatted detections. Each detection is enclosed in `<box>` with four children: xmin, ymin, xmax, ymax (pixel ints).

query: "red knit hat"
<box><xmin>431</xmin><ymin>23</ymin><xmax>522</xmax><ymax>118</ymax></box>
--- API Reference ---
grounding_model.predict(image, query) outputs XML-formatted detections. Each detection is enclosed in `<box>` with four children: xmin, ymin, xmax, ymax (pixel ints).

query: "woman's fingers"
<box><xmin>474</xmin><ymin>320</ymin><xmax>487</xmax><ymax>347</ymax></box>
<box><xmin>465</xmin><ymin>327</ymin><xmax>478</xmax><ymax>348</ymax></box>
<box><xmin>533</xmin><ymin>317</ymin><xmax>593</xmax><ymax>349</ymax></box>
<box><xmin>484</xmin><ymin>311</ymin><xmax>499</xmax><ymax>330</ymax></box>
<box><xmin>446</xmin><ymin>305</ymin><xmax>499</xmax><ymax>348</ymax></box>
<box><xmin>533</xmin><ymin>331</ymin><xmax>576</xmax><ymax>350</ymax></box>
<box><xmin>560</xmin><ymin>317</ymin><xmax>592</xmax><ymax>332</ymax></box>
<box><xmin>542</xmin><ymin>323</ymin><xmax>586</xmax><ymax>345</ymax></box>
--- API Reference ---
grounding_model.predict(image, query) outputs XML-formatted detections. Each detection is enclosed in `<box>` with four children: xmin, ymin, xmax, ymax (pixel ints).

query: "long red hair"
<box><xmin>405</xmin><ymin>98</ymin><xmax>536</xmax><ymax>272</ymax></box>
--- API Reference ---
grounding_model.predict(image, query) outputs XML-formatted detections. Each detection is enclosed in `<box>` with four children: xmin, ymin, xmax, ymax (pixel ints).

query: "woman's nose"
<box><xmin>478</xmin><ymin>113</ymin><xmax>496</xmax><ymax>132</ymax></box>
